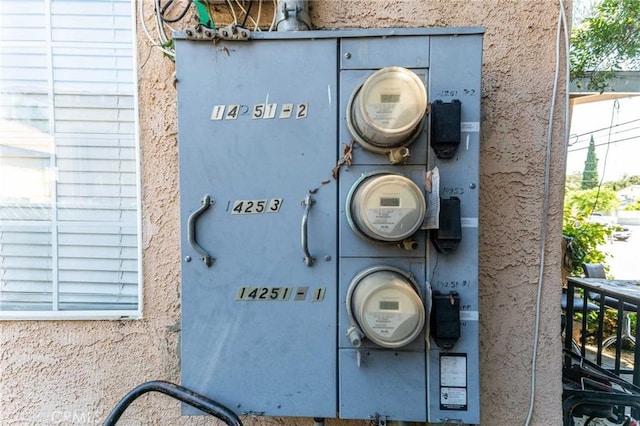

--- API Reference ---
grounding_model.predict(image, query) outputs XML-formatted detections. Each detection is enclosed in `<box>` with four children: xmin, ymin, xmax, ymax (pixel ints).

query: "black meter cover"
<box><xmin>430</xmin><ymin>99</ymin><xmax>462</xmax><ymax>159</ymax></box>
<box><xmin>431</xmin><ymin>291</ymin><xmax>461</xmax><ymax>350</ymax></box>
<box><xmin>430</xmin><ymin>197</ymin><xmax>462</xmax><ymax>254</ymax></box>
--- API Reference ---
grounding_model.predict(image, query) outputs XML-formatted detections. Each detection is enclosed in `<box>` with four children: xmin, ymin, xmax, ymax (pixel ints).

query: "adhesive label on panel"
<box><xmin>294</xmin><ymin>287</ymin><xmax>308</xmax><ymax>301</ymax></box>
<box><xmin>252</xmin><ymin>104</ymin><xmax>266</xmax><ymax>119</ymax></box>
<box><xmin>296</xmin><ymin>103</ymin><xmax>308</xmax><ymax>119</ymax></box>
<box><xmin>211</xmin><ymin>105</ymin><xmax>225</xmax><ymax>120</ymax></box>
<box><xmin>232</xmin><ymin>200</ymin><xmax>268</xmax><ymax>214</ymax></box>
<box><xmin>213</xmin><ymin>103</ymin><xmax>306</xmax><ymax>121</ymax></box>
<box><xmin>311</xmin><ymin>287</ymin><xmax>326</xmax><ymax>302</ymax></box>
<box><xmin>267</xmin><ymin>198</ymin><xmax>283</xmax><ymax>213</ymax></box>
<box><xmin>225</xmin><ymin>104</ymin><xmax>240</xmax><ymax>120</ymax></box>
<box><xmin>440</xmin><ymin>387</ymin><xmax>467</xmax><ymax>410</ymax></box>
<box><xmin>440</xmin><ymin>355</ymin><xmax>466</xmax><ymax>386</ymax></box>
<box><xmin>236</xmin><ymin>286</ymin><xmax>292</xmax><ymax>301</ymax></box>
<box><xmin>461</xmin><ymin>122</ymin><xmax>480</xmax><ymax>132</ymax></box>
<box><xmin>440</xmin><ymin>354</ymin><xmax>468</xmax><ymax>410</ymax></box>
<box><xmin>230</xmin><ymin>198</ymin><xmax>282</xmax><ymax>214</ymax></box>
<box><xmin>459</xmin><ymin>310</ymin><xmax>479</xmax><ymax>321</ymax></box>
<box><xmin>460</xmin><ymin>217</ymin><xmax>479</xmax><ymax>228</ymax></box>
<box><xmin>280</xmin><ymin>103</ymin><xmax>294</xmax><ymax>119</ymax></box>
<box><xmin>264</xmin><ymin>103</ymin><xmax>278</xmax><ymax>119</ymax></box>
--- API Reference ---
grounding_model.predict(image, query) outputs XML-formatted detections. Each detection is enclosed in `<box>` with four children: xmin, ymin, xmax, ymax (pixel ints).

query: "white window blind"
<box><xmin>0</xmin><ymin>0</ymin><xmax>141</xmax><ymax>318</ymax></box>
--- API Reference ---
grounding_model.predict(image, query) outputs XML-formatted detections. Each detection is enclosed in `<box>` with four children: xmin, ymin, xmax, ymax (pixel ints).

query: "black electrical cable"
<box><xmin>160</xmin><ymin>0</ymin><xmax>192</xmax><ymax>23</ymax></box>
<box><xmin>242</xmin><ymin>1</ymin><xmax>254</xmax><ymax>27</ymax></box>
<box><xmin>103</xmin><ymin>381</ymin><xmax>242</xmax><ymax>426</ymax></box>
<box><xmin>160</xmin><ymin>0</ymin><xmax>174</xmax><ymax>14</ymax></box>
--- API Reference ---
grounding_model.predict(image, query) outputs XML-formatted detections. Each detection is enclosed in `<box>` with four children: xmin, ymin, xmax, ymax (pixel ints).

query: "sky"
<box><xmin>566</xmin><ymin>96</ymin><xmax>640</xmax><ymax>182</ymax></box>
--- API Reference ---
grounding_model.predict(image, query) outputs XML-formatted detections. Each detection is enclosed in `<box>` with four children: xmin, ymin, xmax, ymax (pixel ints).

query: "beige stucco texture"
<box><xmin>0</xmin><ymin>1</ymin><xmax>567</xmax><ymax>425</ymax></box>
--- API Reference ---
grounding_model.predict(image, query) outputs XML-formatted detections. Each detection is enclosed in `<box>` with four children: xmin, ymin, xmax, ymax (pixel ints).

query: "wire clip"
<box><xmin>184</xmin><ymin>24</ymin><xmax>250</xmax><ymax>41</ymax></box>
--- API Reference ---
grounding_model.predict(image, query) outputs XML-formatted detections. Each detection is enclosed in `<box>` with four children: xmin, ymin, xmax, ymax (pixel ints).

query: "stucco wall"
<box><xmin>0</xmin><ymin>1</ymin><xmax>567</xmax><ymax>425</ymax></box>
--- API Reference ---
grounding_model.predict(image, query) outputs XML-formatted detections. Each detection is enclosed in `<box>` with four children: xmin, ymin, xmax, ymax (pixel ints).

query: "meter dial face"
<box><xmin>361</xmin><ymin>68</ymin><xmax>426</xmax><ymax>132</ymax></box>
<box><xmin>349</xmin><ymin>267</ymin><xmax>425</xmax><ymax>348</ymax></box>
<box><xmin>348</xmin><ymin>67</ymin><xmax>427</xmax><ymax>151</ymax></box>
<box><xmin>347</xmin><ymin>173</ymin><xmax>426</xmax><ymax>243</ymax></box>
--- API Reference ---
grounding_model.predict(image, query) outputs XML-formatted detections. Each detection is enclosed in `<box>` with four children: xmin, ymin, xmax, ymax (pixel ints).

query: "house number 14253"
<box><xmin>231</xmin><ymin>198</ymin><xmax>283</xmax><ymax>214</ymax></box>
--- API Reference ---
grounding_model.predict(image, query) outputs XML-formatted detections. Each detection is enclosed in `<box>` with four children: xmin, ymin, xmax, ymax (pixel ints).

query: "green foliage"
<box><xmin>563</xmin><ymin>209</ymin><xmax>611</xmax><ymax>276</ymax></box>
<box><xmin>565</xmin><ymin>187</ymin><xmax>620</xmax><ymax>214</ymax></box>
<box><xmin>161</xmin><ymin>39</ymin><xmax>176</xmax><ymax>62</ymax></box>
<box><xmin>581</xmin><ymin>307</ymin><xmax>636</xmax><ymax>351</ymax></box>
<box><xmin>562</xmin><ymin>180</ymin><xmax>619</xmax><ymax>276</ymax></box>
<box><xmin>565</xmin><ymin>172</ymin><xmax>584</xmax><ymax>192</ymax></box>
<box><xmin>570</xmin><ymin>0</ymin><xmax>640</xmax><ymax>92</ymax></box>
<box><xmin>563</xmin><ymin>174</ymin><xmax>639</xmax><ymax>274</ymax></box>
<box><xmin>603</xmin><ymin>174</ymin><xmax>640</xmax><ymax>191</ymax></box>
<box><xmin>563</xmin><ymin>171</ymin><xmax>639</xmax><ymax>350</ymax></box>
<box><xmin>624</xmin><ymin>200</ymin><xmax>640</xmax><ymax>211</ymax></box>
<box><xmin>581</xmin><ymin>135</ymin><xmax>599</xmax><ymax>189</ymax></box>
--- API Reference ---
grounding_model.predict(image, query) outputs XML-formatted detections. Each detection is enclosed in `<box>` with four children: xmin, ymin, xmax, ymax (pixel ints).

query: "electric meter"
<box><xmin>346</xmin><ymin>266</ymin><xmax>425</xmax><ymax>348</ymax></box>
<box><xmin>346</xmin><ymin>172</ymin><xmax>426</xmax><ymax>243</ymax></box>
<box><xmin>347</xmin><ymin>67</ymin><xmax>427</xmax><ymax>160</ymax></box>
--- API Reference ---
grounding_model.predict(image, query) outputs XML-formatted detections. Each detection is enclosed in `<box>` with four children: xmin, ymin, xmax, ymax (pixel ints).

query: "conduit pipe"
<box><xmin>103</xmin><ymin>380</ymin><xmax>242</xmax><ymax>426</ymax></box>
<box><xmin>276</xmin><ymin>0</ymin><xmax>311</xmax><ymax>31</ymax></box>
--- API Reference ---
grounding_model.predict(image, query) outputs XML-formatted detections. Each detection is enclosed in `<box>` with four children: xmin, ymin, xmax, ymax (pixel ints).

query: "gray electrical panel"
<box><xmin>176</xmin><ymin>27</ymin><xmax>482</xmax><ymax>424</ymax></box>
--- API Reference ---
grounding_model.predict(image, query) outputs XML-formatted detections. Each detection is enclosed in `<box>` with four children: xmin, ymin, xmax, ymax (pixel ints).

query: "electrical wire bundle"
<box><xmin>158</xmin><ymin>0</ymin><xmax>192</xmax><ymax>24</ymax></box>
<box><xmin>139</xmin><ymin>0</ymin><xmax>278</xmax><ymax>60</ymax></box>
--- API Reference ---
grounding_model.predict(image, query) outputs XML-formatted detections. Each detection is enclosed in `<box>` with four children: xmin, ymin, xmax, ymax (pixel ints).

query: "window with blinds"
<box><xmin>0</xmin><ymin>0</ymin><xmax>141</xmax><ymax>318</ymax></box>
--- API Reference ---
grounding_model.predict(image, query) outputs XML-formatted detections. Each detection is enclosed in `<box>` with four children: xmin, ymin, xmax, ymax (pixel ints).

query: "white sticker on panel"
<box><xmin>311</xmin><ymin>287</ymin><xmax>326</xmax><ymax>302</ymax></box>
<box><xmin>211</xmin><ymin>105</ymin><xmax>226</xmax><ymax>120</ymax></box>
<box><xmin>231</xmin><ymin>200</ymin><xmax>268</xmax><ymax>214</ymax></box>
<box><xmin>280</xmin><ymin>103</ymin><xmax>294</xmax><ymax>119</ymax></box>
<box><xmin>252</xmin><ymin>104</ymin><xmax>265</xmax><ymax>119</ymax></box>
<box><xmin>267</xmin><ymin>198</ymin><xmax>283</xmax><ymax>213</ymax></box>
<box><xmin>461</xmin><ymin>122</ymin><xmax>480</xmax><ymax>132</ymax></box>
<box><xmin>440</xmin><ymin>355</ymin><xmax>467</xmax><ymax>387</ymax></box>
<box><xmin>225</xmin><ymin>104</ymin><xmax>240</xmax><ymax>120</ymax></box>
<box><xmin>264</xmin><ymin>103</ymin><xmax>278</xmax><ymax>119</ymax></box>
<box><xmin>440</xmin><ymin>387</ymin><xmax>467</xmax><ymax>407</ymax></box>
<box><xmin>296</xmin><ymin>103</ymin><xmax>308</xmax><ymax>119</ymax></box>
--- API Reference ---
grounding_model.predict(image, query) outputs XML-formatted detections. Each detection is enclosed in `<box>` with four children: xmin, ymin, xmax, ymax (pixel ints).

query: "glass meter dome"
<box><xmin>346</xmin><ymin>266</ymin><xmax>425</xmax><ymax>348</ymax></box>
<box><xmin>347</xmin><ymin>67</ymin><xmax>427</xmax><ymax>158</ymax></box>
<box><xmin>346</xmin><ymin>172</ymin><xmax>426</xmax><ymax>243</ymax></box>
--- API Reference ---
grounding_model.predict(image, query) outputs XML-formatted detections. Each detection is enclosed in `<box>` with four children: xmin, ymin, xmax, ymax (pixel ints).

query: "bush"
<box><xmin>562</xmin><ymin>209</ymin><xmax>611</xmax><ymax>276</ymax></box>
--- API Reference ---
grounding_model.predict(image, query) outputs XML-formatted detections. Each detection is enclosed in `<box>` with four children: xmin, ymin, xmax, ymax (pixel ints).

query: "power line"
<box><xmin>588</xmin><ymin>100</ymin><xmax>619</xmax><ymax>217</ymax></box>
<box><xmin>569</xmin><ymin>118</ymin><xmax>640</xmax><ymax>139</ymax></box>
<box><xmin>570</xmin><ymin>125</ymin><xmax>640</xmax><ymax>146</ymax></box>
<box><xmin>567</xmin><ymin>134</ymin><xmax>639</xmax><ymax>152</ymax></box>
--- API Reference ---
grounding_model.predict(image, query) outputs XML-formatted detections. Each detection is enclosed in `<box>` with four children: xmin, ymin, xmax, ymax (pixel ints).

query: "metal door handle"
<box><xmin>188</xmin><ymin>194</ymin><xmax>214</xmax><ymax>267</ymax></box>
<box><xmin>301</xmin><ymin>194</ymin><xmax>315</xmax><ymax>267</ymax></box>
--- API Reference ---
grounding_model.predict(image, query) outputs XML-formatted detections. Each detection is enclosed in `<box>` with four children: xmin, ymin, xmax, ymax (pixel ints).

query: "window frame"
<box><xmin>0</xmin><ymin>0</ymin><xmax>143</xmax><ymax>320</ymax></box>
